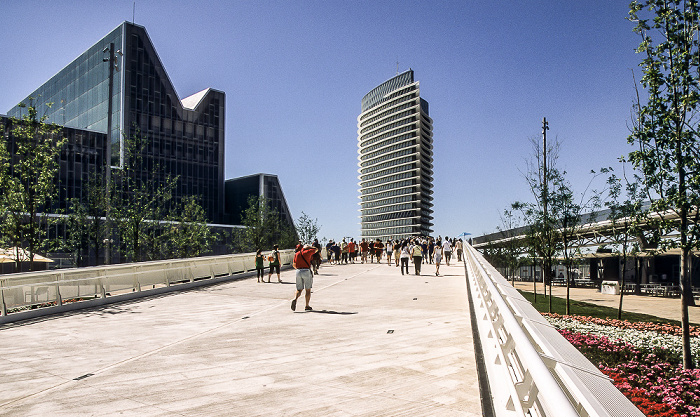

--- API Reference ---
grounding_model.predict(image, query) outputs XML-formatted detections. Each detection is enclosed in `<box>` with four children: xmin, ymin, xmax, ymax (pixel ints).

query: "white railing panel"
<box><xmin>465</xmin><ymin>243</ymin><xmax>644</xmax><ymax>417</ymax></box>
<box><xmin>0</xmin><ymin>250</ymin><xmax>294</xmax><ymax>316</ymax></box>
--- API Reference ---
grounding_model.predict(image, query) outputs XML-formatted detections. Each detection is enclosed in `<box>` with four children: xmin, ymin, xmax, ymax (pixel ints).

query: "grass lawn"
<box><xmin>517</xmin><ymin>289</ymin><xmax>689</xmax><ymax>326</ymax></box>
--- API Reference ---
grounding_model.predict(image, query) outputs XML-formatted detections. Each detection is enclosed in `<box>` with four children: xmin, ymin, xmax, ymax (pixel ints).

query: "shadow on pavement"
<box><xmin>304</xmin><ymin>310</ymin><xmax>358</xmax><ymax>315</ymax></box>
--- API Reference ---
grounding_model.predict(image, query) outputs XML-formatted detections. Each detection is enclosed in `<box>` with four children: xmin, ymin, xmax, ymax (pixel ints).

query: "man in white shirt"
<box><xmin>442</xmin><ymin>238</ymin><xmax>452</xmax><ymax>266</ymax></box>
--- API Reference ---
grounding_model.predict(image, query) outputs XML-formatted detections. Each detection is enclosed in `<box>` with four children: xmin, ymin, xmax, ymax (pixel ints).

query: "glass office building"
<box><xmin>357</xmin><ymin>70</ymin><xmax>434</xmax><ymax>240</ymax></box>
<box><xmin>7</xmin><ymin>21</ymin><xmax>225</xmax><ymax>222</ymax></box>
<box><xmin>224</xmin><ymin>174</ymin><xmax>294</xmax><ymax>228</ymax></box>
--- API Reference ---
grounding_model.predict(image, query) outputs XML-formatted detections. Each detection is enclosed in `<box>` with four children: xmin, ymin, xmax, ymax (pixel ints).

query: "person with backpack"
<box><xmin>268</xmin><ymin>244</ymin><xmax>281</xmax><ymax>283</ymax></box>
<box><xmin>255</xmin><ymin>249</ymin><xmax>265</xmax><ymax>283</ymax></box>
<box><xmin>291</xmin><ymin>244</ymin><xmax>318</xmax><ymax>312</ymax></box>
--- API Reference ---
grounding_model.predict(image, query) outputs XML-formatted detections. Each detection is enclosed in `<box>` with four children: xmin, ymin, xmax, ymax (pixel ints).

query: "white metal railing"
<box><xmin>464</xmin><ymin>243</ymin><xmax>644</xmax><ymax>417</ymax></box>
<box><xmin>0</xmin><ymin>250</ymin><xmax>295</xmax><ymax>317</ymax></box>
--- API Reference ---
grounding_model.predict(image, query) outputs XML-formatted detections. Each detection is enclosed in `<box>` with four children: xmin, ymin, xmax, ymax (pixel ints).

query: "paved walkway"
<box><xmin>512</xmin><ymin>281</ymin><xmax>700</xmax><ymax>324</ymax></box>
<box><xmin>0</xmin><ymin>261</ymin><xmax>481</xmax><ymax>416</ymax></box>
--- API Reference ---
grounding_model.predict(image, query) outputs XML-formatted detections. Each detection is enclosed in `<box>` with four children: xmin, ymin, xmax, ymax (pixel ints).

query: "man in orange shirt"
<box><xmin>291</xmin><ymin>244</ymin><xmax>318</xmax><ymax>312</ymax></box>
<box><xmin>347</xmin><ymin>238</ymin><xmax>356</xmax><ymax>263</ymax></box>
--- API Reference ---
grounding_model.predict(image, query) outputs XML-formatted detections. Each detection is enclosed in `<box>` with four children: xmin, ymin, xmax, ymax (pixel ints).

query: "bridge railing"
<box><xmin>464</xmin><ymin>243</ymin><xmax>643</xmax><ymax>417</ymax></box>
<box><xmin>0</xmin><ymin>250</ymin><xmax>295</xmax><ymax>319</ymax></box>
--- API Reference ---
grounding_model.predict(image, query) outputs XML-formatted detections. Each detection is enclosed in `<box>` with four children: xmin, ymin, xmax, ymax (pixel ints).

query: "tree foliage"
<box><xmin>0</xmin><ymin>102</ymin><xmax>66</xmax><ymax>271</ymax></box>
<box><xmin>239</xmin><ymin>196</ymin><xmax>295</xmax><ymax>251</ymax></box>
<box><xmin>295</xmin><ymin>211</ymin><xmax>320</xmax><ymax>245</ymax></box>
<box><xmin>163</xmin><ymin>195</ymin><xmax>216</xmax><ymax>259</ymax></box>
<box><xmin>628</xmin><ymin>0</ymin><xmax>700</xmax><ymax>369</ymax></box>
<box><xmin>604</xmin><ymin>168</ymin><xmax>646</xmax><ymax>319</ymax></box>
<box><xmin>113</xmin><ymin>129</ymin><xmax>176</xmax><ymax>262</ymax></box>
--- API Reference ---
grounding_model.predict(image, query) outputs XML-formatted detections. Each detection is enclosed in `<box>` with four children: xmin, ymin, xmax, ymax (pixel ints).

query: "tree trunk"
<box><xmin>618</xmin><ymin>252</ymin><xmax>626</xmax><ymax>320</ymax></box>
<box><xmin>565</xmin><ymin>264</ymin><xmax>571</xmax><ymax>315</ymax></box>
<box><xmin>532</xmin><ymin>261</ymin><xmax>537</xmax><ymax>302</ymax></box>
<box><xmin>681</xmin><ymin>248</ymin><xmax>694</xmax><ymax>369</ymax></box>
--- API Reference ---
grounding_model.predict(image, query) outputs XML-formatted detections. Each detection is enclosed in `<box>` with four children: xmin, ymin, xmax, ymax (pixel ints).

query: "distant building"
<box><xmin>0</xmin><ymin>116</ymin><xmax>107</xmax><ymax>211</ymax></box>
<box><xmin>224</xmin><ymin>174</ymin><xmax>294</xmax><ymax>228</ymax></box>
<box><xmin>357</xmin><ymin>70</ymin><xmax>434</xmax><ymax>240</ymax></box>
<box><xmin>3</xmin><ymin>21</ymin><xmax>296</xmax><ymax>266</ymax></box>
<box><xmin>7</xmin><ymin>21</ymin><xmax>225</xmax><ymax>222</ymax></box>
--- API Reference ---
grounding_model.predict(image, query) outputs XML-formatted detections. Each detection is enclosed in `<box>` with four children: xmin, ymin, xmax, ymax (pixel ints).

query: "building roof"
<box><xmin>181</xmin><ymin>88</ymin><xmax>211</xmax><ymax>110</ymax></box>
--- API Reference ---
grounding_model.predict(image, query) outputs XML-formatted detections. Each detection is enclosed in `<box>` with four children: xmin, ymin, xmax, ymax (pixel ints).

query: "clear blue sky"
<box><xmin>1</xmin><ymin>1</ymin><xmax>641</xmax><ymax>241</ymax></box>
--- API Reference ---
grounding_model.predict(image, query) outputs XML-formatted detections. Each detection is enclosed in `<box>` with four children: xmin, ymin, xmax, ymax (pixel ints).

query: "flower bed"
<box><xmin>548</xmin><ymin>315</ymin><xmax>700</xmax><ymax>416</ymax></box>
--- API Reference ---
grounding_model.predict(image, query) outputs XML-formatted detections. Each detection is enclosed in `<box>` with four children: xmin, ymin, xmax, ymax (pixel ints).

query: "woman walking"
<box><xmin>386</xmin><ymin>240</ymin><xmax>393</xmax><ymax>266</ymax></box>
<box><xmin>255</xmin><ymin>249</ymin><xmax>265</xmax><ymax>283</ymax></box>
<box><xmin>400</xmin><ymin>243</ymin><xmax>410</xmax><ymax>275</ymax></box>
<box><xmin>434</xmin><ymin>240</ymin><xmax>443</xmax><ymax>276</ymax></box>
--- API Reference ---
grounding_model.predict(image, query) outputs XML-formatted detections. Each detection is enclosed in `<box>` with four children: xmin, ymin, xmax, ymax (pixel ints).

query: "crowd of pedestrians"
<box><xmin>255</xmin><ymin>236</ymin><xmax>466</xmax><ymax>312</ymax></box>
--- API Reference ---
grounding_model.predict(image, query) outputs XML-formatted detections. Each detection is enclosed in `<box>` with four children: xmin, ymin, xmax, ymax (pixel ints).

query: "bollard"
<box><xmin>0</xmin><ymin>287</ymin><xmax>6</xmax><ymax>316</ymax></box>
<box><xmin>56</xmin><ymin>274</ymin><xmax>63</xmax><ymax>306</ymax></box>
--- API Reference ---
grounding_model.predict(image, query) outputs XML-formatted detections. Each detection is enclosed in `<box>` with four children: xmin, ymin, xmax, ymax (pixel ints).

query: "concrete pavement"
<box><xmin>0</xmin><ymin>260</ymin><xmax>482</xmax><ymax>416</ymax></box>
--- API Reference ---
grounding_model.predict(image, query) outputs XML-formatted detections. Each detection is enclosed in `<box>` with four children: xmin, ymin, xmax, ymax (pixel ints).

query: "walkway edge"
<box><xmin>463</xmin><ymin>260</ymin><xmax>495</xmax><ymax>417</ymax></box>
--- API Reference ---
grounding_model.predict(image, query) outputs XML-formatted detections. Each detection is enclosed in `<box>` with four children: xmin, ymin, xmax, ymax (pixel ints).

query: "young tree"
<box><xmin>164</xmin><ymin>195</ymin><xmax>215</xmax><ymax>259</ymax></box>
<box><xmin>295</xmin><ymin>211</ymin><xmax>320</xmax><ymax>245</ymax></box>
<box><xmin>496</xmin><ymin>206</ymin><xmax>525</xmax><ymax>285</ymax></box>
<box><xmin>113</xmin><ymin>129</ymin><xmax>176</xmax><ymax>262</ymax></box>
<box><xmin>62</xmin><ymin>198</ymin><xmax>90</xmax><ymax>267</ymax></box>
<box><xmin>0</xmin><ymin>102</ymin><xmax>66</xmax><ymax>271</ymax></box>
<box><xmin>628</xmin><ymin>0</ymin><xmax>700</xmax><ymax>369</ymax></box>
<box><xmin>605</xmin><ymin>169</ymin><xmax>645</xmax><ymax>320</ymax></box>
<box><xmin>240</xmin><ymin>196</ymin><xmax>282</xmax><ymax>252</ymax></box>
<box><xmin>517</xmin><ymin>134</ymin><xmax>562</xmax><ymax>313</ymax></box>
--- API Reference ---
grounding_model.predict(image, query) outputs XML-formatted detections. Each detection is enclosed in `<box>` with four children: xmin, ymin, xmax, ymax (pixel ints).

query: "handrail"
<box><xmin>464</xmin><ymin>243</ymin><xmax>644</xmax><ymax>417</ymax></box>
<box><xmin>0</xmin><ymin>250</ymin><xmax>296</xmax><ymax>319</ymax></box>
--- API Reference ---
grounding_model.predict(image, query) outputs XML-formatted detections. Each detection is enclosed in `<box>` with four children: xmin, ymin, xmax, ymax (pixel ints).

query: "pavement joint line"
<box><xmin>0</xmin><ymin>263</ymin><xmax>383</xmax><ymax>410</ymax></box>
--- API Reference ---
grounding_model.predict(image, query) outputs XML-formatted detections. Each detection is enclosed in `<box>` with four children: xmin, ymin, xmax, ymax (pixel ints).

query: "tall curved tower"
<box><xmin>357</xmin><ymin>70</ymin><xmax>434</xmax><ymax>240</ymax></box>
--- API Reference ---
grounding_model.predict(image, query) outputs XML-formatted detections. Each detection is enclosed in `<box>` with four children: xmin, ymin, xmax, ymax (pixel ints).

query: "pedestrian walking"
<box><xmin>326</xmin><ymin>240</ymin><xmax>333</xmax><ymax>264</ymax></box>
<box><xmin>268</xmin><ymin>244</ymin><xmax>281</xmax><ymax>283</ymax></box>
<box><xmin>360</xmin><ymin>239</ymin><xmax>369</xmax><ymax>263</ymax></box>
<box><xmin>291</xmin><ymin>244</ymin><xmax>317</xmax><ymax>312</ymax></box>
<box><xmin>400</xmin><ymin>243</ymin><xmax>410</xmax><ymax>275</ymax></box>
<box><xmin>255</xmin><ymin>249</ymin><xmax>265</xmax><ymax>283</ymax></box>
<box><xmin>374</xmin><ymin>239</ymin><xmax>384</xmax><ymax>263</ymax></box>
<box><xmin>348</xmin><ymin>238</ymin><xmax>356</xmax><ymax>263</ymax></box>
<box><xmin>442</xmin><ymin>237</ymin><xmax>453</xmax><ymax>267</ymax></box>
<box><xmin>456</xmin><ymin>239</ymin><xmax>464</xmax><ymax>262</ymax></box>
<box><xmin>434</xmin><ymin>240</ymin><xmax>443</xmax><ymax>276</ymax></box>
<box><xmin>312</xmin><ymin>238</ymin><xmax>322</xmax><ymax>274</ymax></box>
<box><xmin>341</xmin><ymin>239</ymin><xmax>349</xmax><ymax>264</ymax></box>
<box><xmin>331</xmin><ymin>241</ymin><xmax>341</xmax><ymax>264</ymax></box>
<box><xmin>411</xmin><ymin>241</ymin><xmax>423</xmax><ymax>275</ymax></box>
<box><xmin>386</xmin><ymin>240</ymin><xmax>393</xmax><ymax>265</ymax></box>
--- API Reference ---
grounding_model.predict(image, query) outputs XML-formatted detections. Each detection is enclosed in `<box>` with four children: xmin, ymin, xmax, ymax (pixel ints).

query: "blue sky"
<box><xmin>1</xmin><ymin>1</ymin><xmax>642</xmax><ymax>241</ymax></box>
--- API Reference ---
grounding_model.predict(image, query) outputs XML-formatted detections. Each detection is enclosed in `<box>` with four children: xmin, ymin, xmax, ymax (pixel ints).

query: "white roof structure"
<box><xmin>181</xmin><ymin>88</ymin><xmax>211</xmax><ymax>110</ymax></box>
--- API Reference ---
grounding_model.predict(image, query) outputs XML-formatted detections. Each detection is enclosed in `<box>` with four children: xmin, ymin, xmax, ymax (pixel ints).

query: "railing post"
<box><xmin>56</xmin><ymin>273</ymin><xmax>63</xmax><ymax>306</ymax></box>
<box><xmin>166</xmin><ymin>262</ymin><xmax>171</xmax><ymax>287</ymax></box>
<box><xmin>0</xmin><ymin>281</ymin><xmax>7</xmax><ymax>316</ymax></box>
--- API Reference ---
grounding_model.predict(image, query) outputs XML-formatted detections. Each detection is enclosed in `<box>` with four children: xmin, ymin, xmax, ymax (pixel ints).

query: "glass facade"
<box><xmin>7</xmin><ymin>22</ymin><xmax>225</xmax><ymax>222</ymax></box>
<box><xmin>357</xmin><ymin>70</ymin><xmax>434</xmax><ymax>241</ymax></box>
<box><xmin>1</xmin><ymin>118</ymin><xmax>107</xmax><ymax>212</ymax></box>
<box><xmin>8</xmin><ymin>24</ymin><xmax>123</xmax><ymax>167</ymax></box>
<box><xmin>224</xmin><ymin>174</ymin><xmax>294</xmax><ymax>228</ymax></box>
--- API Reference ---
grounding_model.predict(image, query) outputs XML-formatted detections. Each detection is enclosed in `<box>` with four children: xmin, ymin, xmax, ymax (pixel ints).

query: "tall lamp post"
<box><xmin>103</xmin><ymin>43</ymin><xmax>121</xmax><ymax>264</ymax></box>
